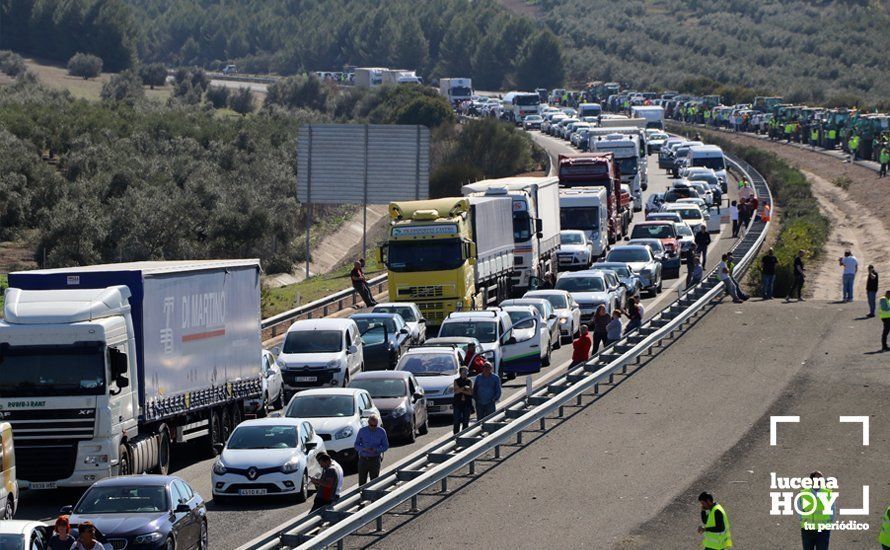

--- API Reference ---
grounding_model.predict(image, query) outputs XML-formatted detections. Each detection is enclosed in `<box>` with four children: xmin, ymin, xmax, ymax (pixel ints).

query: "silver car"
<box><xmin>605</xmin><ymin>245</ymin><xmax>662</xmax><ymax>296</ymax></box>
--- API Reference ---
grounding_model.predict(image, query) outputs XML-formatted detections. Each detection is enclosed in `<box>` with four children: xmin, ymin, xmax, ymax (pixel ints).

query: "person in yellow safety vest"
<box><xmin>785</xmin><ymin>122</ymin><xmax>794</xmax><ymax>142</ymax></box>
<box><xmin>826</xmin><ymin>127</ymin><xmax>837</xmax><ymax>149</ymax></box>
<box><xmin>849</xmin><ymin>134</ymin><xmax>860</xmax><ymax>160</ymax></box>
<box><xmin>880</xmin><ymin>290</ymin><xmax>890</xmax><ymax>352</ymax></box>
<box><xmin>704</xmin><ymin>109</ymin><xmax>711</xmax><ymax>125</ymax></box>
<box><xmin>698</xmin><ymin>492</ymin><xmax>732</xmax><ymax>549</ymax></box>
<box><xmin>810</xmin><ymin>126</ymin><xmax>819</xmax><ymax>148</ymax></box>
<box><xmin>879</xmin><ymin>504</ymin><xmax>890</xmax><ymax>549</ymax></box>
<box><xmin>880</xmin><ymin>145</ymin><xmax>889</xmax><ymax>178</ymax></box>
<box><xmin>800</xmin><ymin>471</ymin><xmax>834</xmax><ymax>550</ymax></box>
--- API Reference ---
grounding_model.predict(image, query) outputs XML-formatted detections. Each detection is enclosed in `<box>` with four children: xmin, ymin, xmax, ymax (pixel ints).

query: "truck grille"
<box><xmin>416</xmin><ymin>302</ymin><xmax>446</xmax><ymax>323</ymax></box>
<box><xmin>15</xmin><ymin>443</ymin><xmax>78</xmax><ymax>482</ymax></box>
<box><xmin>1</xmin><ymin>407</ymin><xmax>96</xmax><ymax>442</ymax></box>
<box><xmin>397</xmin><ymin>285</ymin><xmax>444</xmax><ymax>299</ymax></box>
<box><xmin>106</xmin><ymin>539</ymin><xmax>128</xmax><ymax>550</ymax></box>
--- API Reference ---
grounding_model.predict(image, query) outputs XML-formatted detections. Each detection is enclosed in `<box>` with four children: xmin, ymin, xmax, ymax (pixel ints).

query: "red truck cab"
<box><xmin>557</xmin><ymin>153</ymin><xmax>627</xmax><ymax>243</ymax></box>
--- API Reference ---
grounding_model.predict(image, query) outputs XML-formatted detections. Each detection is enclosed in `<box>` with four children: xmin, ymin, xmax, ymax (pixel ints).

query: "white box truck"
<box><xmin>630</xmin><ymin>106</ymin><xmax>665</xmax><ymax>129</ymax></box>
<box><xmin>590</xmin><ymin>137</ymin><xmax>647</xmax><ymax>211</ymax></box>
<box><xmin>354</xmin><ymin>67</ymin><xmax>386</xmax><ymax>88</ymax></box>
<box><xmin>462</xmin><ymin>176</ymin><xmax>561</xmax><ymax>294</ymax></box>
<box><xmin>439</xmin><ymin>78</ymin><xmax>473</xmax><ymax>104</ymax></box>
<box><xmin>558</xmin><ymin>187</ymin><xmax>610</xmax><ymax>263</ymax></box>
<box><xmin>0</xmin><ymin>260</ymin><xmax>262</xmax><ymax>488</ymax></box>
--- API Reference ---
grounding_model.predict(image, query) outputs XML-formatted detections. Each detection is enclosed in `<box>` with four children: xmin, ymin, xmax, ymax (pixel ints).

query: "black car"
<box><xmin>65</xmin><ymin>475</ymin><xmax>207</xmax><ymax>550</ymax></box>
<box><xmin>348</xmin><ymin>370</ymin><xmax>429</xmax><ymax>443</ymax></box>
<box><xmin>351</xmin><ymin>313</ymin><xmax>412</xmax><ymax>370</ymax></box>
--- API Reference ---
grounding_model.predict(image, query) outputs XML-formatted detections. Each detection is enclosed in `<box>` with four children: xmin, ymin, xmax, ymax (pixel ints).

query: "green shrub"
<box><xmin>0</xmin><ymin>51</ymin><xmax>26</xmax><ymax>77</ymax></box>
<box><xmin>139</xmin><ymin>63</ymin><xmax>168</xmax><ymax>89</ymax></box>
<box><xmin>205</xmin><ymin>85</ymin><xmax>230</xmax><ymax>108</ymax></box>
<box><xmin>67</xmin><ymin>53</ymin><xmax>103</xmax><ymax>79</ymax></box>
<box><xmin>100</xmin><ymin>70</ymin><xmax>145</xmax><ymax>105</ymax></box>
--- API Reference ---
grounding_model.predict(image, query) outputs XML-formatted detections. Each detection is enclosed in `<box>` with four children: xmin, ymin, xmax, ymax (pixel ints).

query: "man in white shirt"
<box><xmin>729</xmin><ymin>200</ymin><xmax>740</xmax><ymax>238</ymax></box>
<box><xmin>839</xmin><ymin>249</ymin><xmax>859</xmax><ymax>302</ymax></box>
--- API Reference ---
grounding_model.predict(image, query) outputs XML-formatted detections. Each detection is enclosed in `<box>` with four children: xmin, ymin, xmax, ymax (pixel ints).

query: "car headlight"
<box><xmin>334</xmin><ymin>426</ymin><xmax>354</xmax><ymax>440</ymax></box>
<box><xmin>134</xmin><ymin>533</ymin><xmax>164</xmax><ymax>544</ymax></box>
<box><xmin>326</xmin><ymin>359</ymin><xmax>341</xmax><ymax>370</ymax></box>
<box><xmin>559</xmin><ymin>317</ymin><xmax>569</xmax><ymax>324</ymax></box>
<box><xmin>443</xmin><ymin>385</ymin><xmax>454</xmax><ymax>396</ymax></box>
<box><xmin>212</xmin><ymin>460</ymin><xmax>227</xmax><ymax>475</ymax></box>
<box><xmin>392</xmin><ymin>405</ymin><xmax>408</xmax><ymax>417</ymax></box>
<box><xmin>277</xmin><ymin>358</ymin><xmax>287</xmax><ymax>368</ymax></box>
<box><xmin>281</xmin><ymin>457</ymin><xmax>301</xmax><ymax>474</ymax></box>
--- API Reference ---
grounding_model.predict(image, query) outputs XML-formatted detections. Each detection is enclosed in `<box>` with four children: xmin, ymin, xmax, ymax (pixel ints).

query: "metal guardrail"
<box><xmin>261</xmin><ymin>274</ymin><xmax>388</xmax><ymax>342</ymax></box>
<box><xmin>240</xmin><ymin>153</ymin><xmax>772</xmax><ymax>549</ymax></box>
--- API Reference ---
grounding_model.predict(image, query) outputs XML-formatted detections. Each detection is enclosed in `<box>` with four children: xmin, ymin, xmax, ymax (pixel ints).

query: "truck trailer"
<box><xmin>589</xmin><ymin>137</ymin><xmax>647</xmax><ymax>211</ymax></box>
<box><xmin>0</xmin><ymin>260</ymin><xmax>262</xmax><ymax>488</ymax></box>
<box><xmin>461</xmin><ymin>177</ymin><xmax>561</xmax><ymax>294</ymax></box>
<box><xmin>439</xmin><ymin>78</ymin><xmax>473</xmax><ymax>104</ymax></box>
<box><xmin>557</xmin><ymin>153</ymin><xmax>629</xmax><ymax>242</ymax></box>
<box><xmin>381</xmin><ymin>197</ymin><xmax>514</xmax><ymax>325</ymax></box>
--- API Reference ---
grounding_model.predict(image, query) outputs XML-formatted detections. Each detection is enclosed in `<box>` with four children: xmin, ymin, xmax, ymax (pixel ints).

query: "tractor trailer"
<box><xmin>380</xmin><ymin>197</ymin><xmax>514</xmax><ymax>325</ymax></box>
<box><xmin>461</xmin><ymin>177</ymin><xmax>561</xmax><ymax>294</ymax></box>
<box><xmin>0</xmin><ymin>260</ymin><xmax>262</xmax><ymax>489</ymax></box>
<box><xmin>558</xmin><ymin>153</ymin><xmax>629</xmax><ymax>242</ymax></box>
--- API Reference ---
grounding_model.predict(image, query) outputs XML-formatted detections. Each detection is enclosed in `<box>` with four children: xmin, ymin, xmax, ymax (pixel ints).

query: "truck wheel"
<box><xmin>231</xmin><ymin>403</ymin><xmax>243</xmax><ymax>428</ymax></box>
<box><xmin>221</xmin><ymin>408</ymin><xmax>233</xmax><ymax>443</ymax></box>
<box><xmin>117</xmin><ymin>443</ymin><xmax>132</xmax><ymax>476</ymax></box>
<box><xmin>257</xmin><ymin>393</ymin><xmax>269</xmax><ymax>418</ymax></box>
<box><xmin>209</xmin><ymin>409</ymin><xmax>223</xmax><ymax>456</ymax></box>
<box><xmin>152</xmin><ymin>429</ymin><xmax>171</xmax><ymax>475</ymax></box>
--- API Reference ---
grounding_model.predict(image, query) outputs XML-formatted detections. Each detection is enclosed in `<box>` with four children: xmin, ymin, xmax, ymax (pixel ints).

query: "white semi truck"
<box><xmin>558</xmin><ymin>187</ymin><xmax>610</xmax><ymax>262</ymax></box>
<box><xmin>0</xmin><ymin>260</ymin><xmax>263</xmax><ymax>489</ymax></box>
<box><xmin>461</xmin><ymin>177</ymin><xmax>561</xmax><ymax>295</ymax></box>
<box><xmin>439</xmin><ymin>78</ymin><xmax>473</xmax><ymax>104</ymax></box>
<box><xmin>590</xmin><ymin>136</ymin><xmax>647</xmax><ymax>211</ymax></box>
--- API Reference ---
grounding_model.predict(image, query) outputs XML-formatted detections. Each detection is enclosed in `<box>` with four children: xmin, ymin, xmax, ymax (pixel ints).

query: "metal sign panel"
<box><xmin>297</xmin><ymin>124</ymin><xmax>430</xmax><ymax>204</ymax></box>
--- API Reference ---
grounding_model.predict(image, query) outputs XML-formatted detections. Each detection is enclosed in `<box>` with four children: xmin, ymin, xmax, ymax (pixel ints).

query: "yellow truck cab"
<box><xmin>0</xmin><ymin>422</ymin><xmax>18</xmax><ymax>519</ymax></box>
<box><xmin>380</xmin><ymin>197</ymin><xmax>514</xmax><ymax>325</ymax></box>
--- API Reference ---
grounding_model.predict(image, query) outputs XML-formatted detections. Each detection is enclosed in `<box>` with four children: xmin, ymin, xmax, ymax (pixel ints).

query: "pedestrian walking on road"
<box><xmin>880</xmin><ymin>290</ymin><xmax>890</xmax><ymax>352</ymax></box>
<box><xmin>761</xmin><ymin>248</ymin><xmax>778</xmax><ymax>299</ymax></box>
<box><xmin>738</xmin><ymin>199</ymin><xmax>751</xmax><ymax>230</ymax></box>
<box><xmin>591</xmin><ymin>305</ymin><xmax>610</xmax><ymax>352</ymax></box>
<box><xmin>473</xmin><ymin>362</ymin><xmax>501</xmax><ymax>420</ymax></box>
<box><xmin>695</xmin><ymin>225</ymin><xmax>711</xmax><ymax>268</ymax></box>
<box><xmin>839</xmin><ymin>249</ymin><xmax>858</xmax><ymax>302</ymax></box>
<box><xmin>729</xmin><ymin>201</ymin><xmax>740</xmax><ymax>238</ymax></box>
<box><xmin>48</xmin><ymin>515</ymin><xmax>75</xmax><ymax>550</ymax></box>
<box><xmin>878</xmin><ymin>504</ymin><xmax>890</xmax><ymax>549</ymax></box>
<box><xmin>606</xmin><ymin>310</ymin><xmax>623</xmax><ymax>344</ymax></box>
<box><xmin>571</xmin><ymin>324</ymin><xmax>592</xmax><ymax>366</ymax></box>
<box><xmin>719</xmin><ymin>254</ymin><xmax>743</xmax><ymax>303</ymax></box>
<box><xmin>452</xmin><ymin>367</ymin><xmax>474</xmax><ymax>434</ymax></box>
<box><xmin>71</xmin><ymin>521</ymin><xmax>105</xmax><ymax>550</ymax></box>
<box><xmin>310</xmin><ymin>452</ymin><xmax>343</xmax><ymax>510</ymax></box>
<box><xmin>351</xmin><ymin>260</ymin><xmax>377</xmax><ymax>307</ymax></box>
<box><xmin>697</xmin><ymin>492</ymin><xmax>732</xmax><ymax>550</ymax></box>
<box><xmin>787</xmin><ymin>250</ymin><xmax>806</xmax><ymax>302</ymax></box>
<box><xmin>354</xmin><ymin>413</ymin><xmax>389</xmax><ymax>485</ymax></box>
<box><xmin>866</xmin><ymin>266</ymin><xmax>879</xmax><ymax>317</ymax></box>
<box><xmin>800</xmin><ymin>471</ymin><xmax>834</xmax><ymax>550</ymax></box>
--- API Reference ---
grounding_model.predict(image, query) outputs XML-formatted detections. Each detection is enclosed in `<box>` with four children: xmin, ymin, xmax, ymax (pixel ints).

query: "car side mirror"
<box><xmin>413</xmin><ymin>392</ymin><xmax>423</xmax><ymax>401</ymax></box>
<box><xmin>548</xmin><ymin>313</ymin><xmax>557</xmax><ymax>320</ymax></box>
<box><xmin>60</xmin><ymin>505</ymin><xmax>73</xmax><ymax>515</ymax></box>
<box><xmin>271</xmin><ymin>346</ymin><xmax>281</xmax><ymax>356</ymax></box>
<box><xmin>400</xmin><ymin>327</ymin><xmax>409</xmax><ymax>334</ymax></box>
<box><xmin>418</xmin><ymin>318</ymin><xmax>427</xmax><ymax>324</ymax></box>
<box><xmin>109</xmin><ymin>348</ymin><xmax>128</xmax><ymax>378</ymax></box>
<box><xmin>213</xmin><ymin>443</ymin><xmax>224</xmax><ymax>454</ymax></box>
<box><xmin>175</xmin><ymin>503</ymin><xmax>191</xmax><ymax>514</ymax></box>
<box><xmin>506</xmin><ymin>336</ymin><xmax>517</xmax><ymax>345</ymax></box>
<box><xmin>361</xmin><ymin>409</ymin><xmax>374</xmax><ymax>418</ymax></box>
<box><xmin>304</xmin><ymin>441</ymin><xmax>317</xmax><ymax>452</ymax></box>
<box><xmin>347</xmin><ymin>345</ymin><xmax>358</xmax><ymax>354</ymax></box>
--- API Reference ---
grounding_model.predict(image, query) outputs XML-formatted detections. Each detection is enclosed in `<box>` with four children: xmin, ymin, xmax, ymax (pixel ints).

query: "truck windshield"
<box><xmin>282</xmin><ymin>330</ymin><xmax>343</xmax><ymax>354</ymax></box>
<box><xmin>514</xmin><ymin>95</ymin><xmax>540</xmax><ymax>106</ymax></box>
<box><xmin>692</xmin><ymin>157</ymin><xmax>725</xmax><ymax>170</ymax></box>
<box><xmin>618</xmin><ymin>157</ymin><xmax>638</xmax><ymax>175</ymax></box>
<box><xmin>452</xmin><ymin>86</ymin><xmax>472</xmax><ymax>97</ymax></box>
<box><xmin>387</xmin><ymin>239</ymin><xmax>463</xmax><ymax>272</ymax></box>
<box><xmin>0</xmin><ymin>344</ymin><xmax>105</xmax><ymax>397</ymax></box>
<box><xmin>513</xmin><ymin>211</ymin><xmax>533</xmax><ymax>242</ymax></box>
<box><xmin>560</xmin><ymin>207</ymin><xmax>599</xmax><ymax>231</ymax></box>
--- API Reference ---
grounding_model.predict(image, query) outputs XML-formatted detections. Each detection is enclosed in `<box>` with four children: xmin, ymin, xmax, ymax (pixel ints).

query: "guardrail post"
<box><xmin>469</xmin><ymin>461</ymin><xmax>475</xmax><ymax>475</ymax></box>
<box><xmin>494</xmin><ymin>445</ymin><xmax>500</xmax><ymax>459</ymax></box>
<box><xmin>539</xmin><ymin>418</ymin><xmax>546</xmax><ymax>430</ymax></box>
<box><xmin>516</xmin><ymin>431</ymin><xmax>523</xmax><ymax>444</ymax></box>
<box><xmin>558</xmin><ymin>405</ymin><xmax>564</xmax><ymax>417</ymax></box>
<box><xmin>410</xmin><ymin>495</ymin><xmax>418</xmax><ymax>512</ymax></box>
<box><xmin>440</xmin><ymin>478</ymin><xmax>448</xmax><ymax>493</ymax></box>
<box><xmin>375</xmin><ymin>517</ymin><xmax>384</xmax><ymax>532</ymax></box>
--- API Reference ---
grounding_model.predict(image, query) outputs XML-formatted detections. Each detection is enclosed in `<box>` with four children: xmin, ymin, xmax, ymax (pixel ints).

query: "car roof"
<box><xmin>501</xmin><ymin>298</ymin><xmax>549</xmax><ymax>306</ymax></box>
<box><xmin>352</xmin><ymin>370</ymin><xmax>412</xmax><ymax>381</ymax></box>
<box><xmin>501</xmin><ymin>304</ymin><xmax>538</xmax><ymax>313</ymax></box>
<box><xmin>425</xmin><ymin>336</ymin><xmax>480</xmax><ymax>345</ymax></box>
<box><xmin>404</xmin><ymin>346</ymin><xmax>457</xmax><ymax>355</ymax></box>
<box><xmin>351</xmin><ymin>312</ymin><xmax>402</xmax><ymax>320</ymax></box>
<box><xmin>610</xmin><ymin>245</ymin><xmax>649</xmax><ymax>252</ymax></box>
<box><xmin>560</xmin><ymin>270</ymin><xmax>607</xmax><ymax>278</ymax></box>
<box><xmin>89</xmin><ymin>474</ymin><xmax>178</xmax><ymax>488</ymax></box>
<box><xmin>292</xmin><ymin>388</ymin><xmax>364</xmax><ymax>397</ymax></box>
<box><xmin>443</xmin><ymin>311</ymin><xmax>502</xmax><ymax>321</ymax></box>
<box><xmin>0</xmin><ymin>520</ymin><xmax>47</xmax><ymax>535</ymax></box>
<box><xmin>373</xmin><ymin>302</ymin><xmax>418</xmax><ymax>310</ymax></box>
<box><xmin>525</xmin><ymin>290</ymin><xmax>569</xmax><ymax>296</ymax></box>
<box><xmin>236</xmin><ymin>417</ymin><xmax>306</xmax><ymax>428</ymax></box>
<box><xmin>635</xmin><ymin>220</ymin><xmax>674</xmax><ymax>226</ymax></box>
<box><xmin>287</xmin><ymin>318</ymin><xmax>355</xmax><ymax>332</ymax></box>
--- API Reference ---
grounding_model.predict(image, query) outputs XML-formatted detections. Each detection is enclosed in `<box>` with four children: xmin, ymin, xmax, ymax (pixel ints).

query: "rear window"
<box><xmin>631</xmin><ymin>224</ymin><xmax>675</xmax><ymax>239</ymax></box>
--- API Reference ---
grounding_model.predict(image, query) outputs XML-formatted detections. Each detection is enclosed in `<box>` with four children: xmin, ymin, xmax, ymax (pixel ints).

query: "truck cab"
<box><xmin>590</xmin><ymin>137</ymin><xmax>645</xmax><ymax>211</ymax></box>
<box><xmin>558</xmin><ymin>187</ymin><xmax>609</xmax><ymax>261</ymax></box>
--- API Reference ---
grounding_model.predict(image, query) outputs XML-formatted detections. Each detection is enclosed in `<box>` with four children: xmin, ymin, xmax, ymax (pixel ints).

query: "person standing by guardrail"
<box><xmin>571</xmin><ymin>325</ymin><xmax>592</xmax><ymax>366</ymax></box>
<box><xmin>839</xmin><ymin>249</ymin><xmax>858</xmax><ymax>303</ymax></box>
<box><xmin>350</xmin><ymin>260</ymin><xmax>377</xmax><ymax>307</ymax></box>
<box><xmin>729</xmin><ymin>201</ymin><xmax>740</xmax><ymax>238</ymax></box>
<box><xmin>866</xmin><ymin>266</ymin><xmax>879</xmax><ymax>317</ymax></box>
<box><xmin>718</xmin><ymin>254</ymin><xmax>743</xmax><ymax>304</ymax></box>
<box><xmin>473</xmin><ymin>362</ymin><xmax>501</xmax><ymax>420</ymax></box>
<box><xmin>787</xmin><ymin>250</ymin><xmax>807</xmax><ymax>302</ymax></box>
<box><xmin>354</xmin><ymin>413</ymin><xmax>389</xmax><ymax>485</ymax></box>
<box><xmin>592</xmin><ymin>306</ymin><xmax>610</xmax><ymax>353</ymax></box>
<box><xmin>879</xmin><ymin>290</ymin><xmax>890</xmax><ymax>352</ymax></box>
<box><xmin>452</xmin><ymin>367</ymin><xmax>474</xmax><ymax>434</ymax></box>
<box><xmin>606</xmin><ymin>310</ymin><xmax>623</xmax><ymax>344</ymax></box>
<box><xmin>624</xmin><ymin>298</ymin><xmax>644</xmax><ymax>332</ymax></box>
<box><xmin>879</xmin><ymin>145</ymin><xmax>889</xmax><ymax>178</ymax></box>
<box><xmin>697</xmin><ymin>492</ymin><xmax>732</xmax><ymax>549</ymax></box>
<box><xmin>310</xmin><ymin>452</ymin><xmax>343</xmax><ymax>510</ymax></box>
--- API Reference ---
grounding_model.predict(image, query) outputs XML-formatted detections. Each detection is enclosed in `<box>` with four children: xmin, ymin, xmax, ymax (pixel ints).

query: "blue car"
<box><xmin>351</xmin><ymin>313</ymin><xmax>412</xmax><ymax>370</ymax></box>
<box><xmin>65</xmin><ymin>475</ymin><xmax>207</xmax><ymax>550</ymax></box>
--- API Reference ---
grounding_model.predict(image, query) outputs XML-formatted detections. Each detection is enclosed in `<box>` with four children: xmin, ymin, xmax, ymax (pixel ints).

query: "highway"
<box><xmin>13</xmin><ymin>130</ymin><xmax>744</xmax><ymax>549</ymax></box>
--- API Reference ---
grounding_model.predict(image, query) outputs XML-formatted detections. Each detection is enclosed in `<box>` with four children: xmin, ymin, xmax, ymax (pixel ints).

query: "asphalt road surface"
<box><xmin>14</xmin><ymin>134</ymin><xmax>744</xmax><ymax>550</ymax></box>
<box><xmin>360</xmin><ymin>301</ymin><xmax>889</xmax><ymax>549</ymax></box>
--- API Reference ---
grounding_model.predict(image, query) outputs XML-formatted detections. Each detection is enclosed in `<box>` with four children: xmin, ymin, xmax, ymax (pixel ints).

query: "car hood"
<box><xmin>559</xmin><ymin>244</ymin><xmax>589</xmax><ymax>254</ymax></box>
<box><xmin>69</xmin><ymin>513</ymin><xmax>168</xmax><ymax>537</ymax></box>
<box><xmin>374</xmin><ymin>396</ymin><xmax>409</xmax><ymax>412</ymax></box>
<box><xmin>413</xmin><ymin>374</ymin><xmax>455</xmax><ymax>394</ymax></box>
<box><xmin>221</xmin><ymin>447</ymin><xmax>297</xmax><ymax>469</ymax></box>
<box><xmin>625</xmin><ymin>261</ymin><xmax>655</xmax><ymax>272</ymax></box>
<box><xmin>278</xmin><ymin>352</ymin><xmax>341</xmax><ymax>368</ymax></box>
<box><xmin>306</xmin><ymin>416</ymin><xmax>356</xmax><ymax>434</ymax></box>
<box><xmin>570</xmin><ymin>291</ymin><xmax>610</xmax><ymax>304</ymax></box>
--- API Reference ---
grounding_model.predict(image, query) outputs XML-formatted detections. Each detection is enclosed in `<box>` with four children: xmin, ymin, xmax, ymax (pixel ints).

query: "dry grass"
<box><xmin>22</xmin><ymin>58</ymin><xmax>172</xmax><ymax>102</ymax></box>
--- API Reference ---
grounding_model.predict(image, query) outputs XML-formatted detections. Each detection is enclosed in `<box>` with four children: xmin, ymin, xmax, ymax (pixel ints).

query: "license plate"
<box><xmin>239</xmin><ymin>488</ymin><xmax>267</xmax><ymax>496</ymax></box>
<box><xmin>29</xmin><ymin>482</ymin><xmax>57</xmax><ymax>490</ymax></box>
<box><xmin>294</xmin><ymin>376</ymin><xmax>316</xmax><ymax>382</ymax></box>
<box><xmin>428</xmin><ymin>405</ymin><xmax>443</xmax><ymax>412</ymax></box>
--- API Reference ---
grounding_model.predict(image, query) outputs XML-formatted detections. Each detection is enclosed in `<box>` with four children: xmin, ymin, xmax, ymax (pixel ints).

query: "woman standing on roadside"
<box><xmin>591</xmin><ymin>305</ymin><xmax>610</xmax><ymax>353</ymax></box>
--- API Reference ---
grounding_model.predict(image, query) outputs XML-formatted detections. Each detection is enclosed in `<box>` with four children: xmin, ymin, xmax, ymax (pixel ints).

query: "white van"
<box><xmin>0</xmin><ymin>422</ymin><xmax>18</xmax><ymax>519</ymax></box>
<box><xmin>275</xmin><ymin>319</ymin><xmax>365</xmax><ymax>397</ymax></box>
<box><xmin>686</xmin><ymin>145</ymin><xmax>728</xmax><ymax>192</ymax></box>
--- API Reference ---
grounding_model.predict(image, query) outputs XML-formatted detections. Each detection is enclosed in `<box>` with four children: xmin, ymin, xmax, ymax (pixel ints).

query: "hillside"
<box><xmin>529</xmin><ymin>0</ymin><xmax>889</xmax><ymax>105</ymax></box>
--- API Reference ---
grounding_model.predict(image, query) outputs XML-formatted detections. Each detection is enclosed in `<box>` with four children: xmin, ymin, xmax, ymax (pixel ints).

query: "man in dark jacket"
<box><xmin>694</xmin><ymin>225</ymin><xmax>711</xmax><ymax>268</ymax></box>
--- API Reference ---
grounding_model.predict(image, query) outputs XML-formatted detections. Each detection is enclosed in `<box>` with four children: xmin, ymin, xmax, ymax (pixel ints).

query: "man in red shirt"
<box><xmin>571</xmin><ymin>324</ymin><xmax>592</xmax><ymax>366</ymax></box>
<box><xmin>463</xmin><ymin>342</ymin><xmax>486</xmax><ymax>375</ymax></box>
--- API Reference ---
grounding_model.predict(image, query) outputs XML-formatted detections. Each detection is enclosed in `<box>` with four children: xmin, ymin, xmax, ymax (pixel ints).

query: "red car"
<box><xmin>630</xmin><ymin>221</ymin><xmax>679</xmax><ymax>257</ymax></box>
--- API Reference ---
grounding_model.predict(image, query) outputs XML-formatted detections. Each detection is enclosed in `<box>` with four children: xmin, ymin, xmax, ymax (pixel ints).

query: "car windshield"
<box><xmin>607</xmin><ymin>249</ymin><xmax>650</xmax><ymax>263</ymax></box>
<box><xmin>439</xmin><ymin>321</ymin><xmax>498</xmax><ymax>343</ymax></box>
<box><xmin>525</xmin><ymin>115</ymin><xmax>542</xmax><ymax>121</ymax></box>
<box><xmin>556</xmin><ymin>276</ymin><xmax>606</xmax><ymax>292</ymax></box>
<box><xmin>283</xmin><ymin>330</ymin><xmax>342</xmax><ymax>354</ymax></box>
<box><xmin>631</xmin><ymin>224</ymin><xmax>674</xmax><ymax>239</ymax></box>
<box><xmin>561</xmin><ymin>232</ymin><xmax>585</xmax><ymax>245</ymax></box>
<box><xmin>227</xmin><ymin>425</ymin><xmax>298</xmax><ymax>449</ymax></box>
<box><xmin>560</xmin><ymin>207</ymin><xmax>599</xmax><ymax>231</ymax></box>
<box><xmin>397</xmin><ymin>353</ymin><xmax>458</xmax><ymax>376</ymax></box>
<box><xmin>0</xmin><ymin>535</ymin><xmax>24</xmax><ymax>550</ymax></box>
<box><xmin>286</xmin><ymin>394</ymin><xmax>355</xmax><ymax>418</ymax></box>
<box><xmin>675</xmin><ymin>224</ymin><xmax>693</xmax><ymax>236</ymax></box>
<box><xmin>350</xmin><ymin>378</ymin><xmax>408</xmax><ymax>398</ymax></box>
<box><xmin>602</xmin><ymin>265</ymin><xmax>632</xmax><ymax>277</ymax></box>
<box><xmin>374</xmin><ymin>306</ymin><xmax>415</xmax><ymax>322</ymax></box>
<box><xmin>507</xmin><ymin>310</ymin><xmax>534</xmax><ymax>324</ymax></box>
<box><xmin>0</xmin><ymin>344</ymin><xmax>105</xmax><ymax>397</ymax></box>
<box><xmin>387</xmin><ymin>239</ymin><xmax>463</xmax><ymax>272</ymax></box>
<box><xmin>692</xmin><ymin>157</ymin><xmax>725</xmax><ymax>170</ymax></box>
<box><xmin>530</xmin><ymin>293</ymin><xmax>567</xmax><ymax>309</ymax></box>
<box><xmin>633</xmin><ymin>240</ymin><xmax>664</xmax><ymax>253</ymax></box>
<box><xmin>75</xmin><ymin>485</ymin><xmax>168</xmax><ymax>514</ymax></box>
<box><xmin>618</xmin><ymin>156</ymin><xmax>638</xmax><ymax>175</ymax></box>
<box><xmin>355</xmin><ymin>317</ymin><xmax>396</xmax><ymax>334</ymax></box>
<box><xmin>669</xmin><ymin>207</ymin><xmax>703</xmax><ymax>220</ymax></box>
